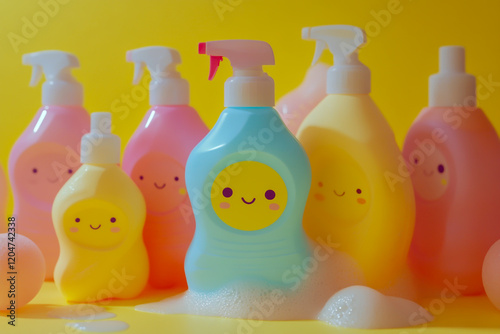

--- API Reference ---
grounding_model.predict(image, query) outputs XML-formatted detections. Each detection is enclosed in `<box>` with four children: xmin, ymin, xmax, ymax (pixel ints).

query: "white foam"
<box><xmin>317</xmin><ymin>285</ymin><xmax>433</xmax><ymax>329</ymax></box>
<box><xmin>136</xmin><ymin>243</ymin><xmax>365</xmax><ymax>320</ymax></box>
<box><xmin>66</xmin><ymin>320</ymin><xmax>129</xmax><ymax>332</ymax></box>
<box><xmin>47</xmin><ymin>304</ymin><xmax>116</xmax><ymax>320</ymax></box>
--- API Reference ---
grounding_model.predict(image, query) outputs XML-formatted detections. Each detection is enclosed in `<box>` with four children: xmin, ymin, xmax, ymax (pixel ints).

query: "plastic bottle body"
<box><xmin>8</xmin><ymin>105</ymin><xmax>89</xmax><ymax>280</ymax></box>
<box><xmin>276</xmin><ymin>63</ymin><xmax>328</xmax><ymax>134</ymax></box>
<box><xmin>122</xmin><ymin>105</ymin><xmax>208</xmax><ymax>288</ymax></box>
<box><xmin>403</xmin><ymin>106</ymin><xmax>500</xmax><ymax>295</ymax></box>
<box><xmin>52</xmin><ymin>163</ymin><xmax>148</xmax><ymax>302</ymax></box>
<box><xmin>297</xmin><ymin>94</ymin><xmax>415</xmax><ymax>290</ymax></box>
<box><xmin>184</xmin><ymin>107</ymin><xmax>311</xmax><ymax>292</ymax></box>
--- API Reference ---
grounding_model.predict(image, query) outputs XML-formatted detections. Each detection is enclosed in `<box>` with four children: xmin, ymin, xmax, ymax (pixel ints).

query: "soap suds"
<box><xmin>47</xmin><ymin>304</ymin><xmax>116</xmax><ymax>320</ymax></box>
<box><xmin>66</xmin><ymin>320</ymin><xmax>129</xmax><ymax>332</ymax></box>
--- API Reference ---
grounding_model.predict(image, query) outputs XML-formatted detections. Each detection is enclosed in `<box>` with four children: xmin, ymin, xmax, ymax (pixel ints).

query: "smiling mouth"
<box><xmin>423</xmin><ymin>169</ymin><xmax>434</xmax><ymax>176</ymax></box>
<box><xmin>47</xmin><ymin>177</ymin><xmax>59</xmax><ymax>183</ymax></box>
<box><xmin>241</xmin><ymin>197</ymin><xmax>256</xmax><ymax>205</ymax></box>
<box><xmin>154</xmin><ymin>182</ymin><xmax>166</xmax><ymax>189</ymax></box>
<box><xmin>90</xmin><ymin>224</ymin><xmax>101</xmax><ymax>230</ymax></box>
<box><xmin>334</xmin><ymin>190</ymin><xmax>345</xmax><ymax>197</ymax></box>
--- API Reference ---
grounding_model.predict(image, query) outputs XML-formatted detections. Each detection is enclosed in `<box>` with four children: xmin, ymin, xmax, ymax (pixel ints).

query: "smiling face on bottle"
<box><xmin>211</xmin><ymin>161</ymin><xmax>288</xmax><ymax>231</ymax></box>
<box><xmin>63</xmin><ymin>199</ymin><xmax>129</xmax><ymax>249</ymax></box>
<box><xmin>308</xmin><ymin>148</ymin><xmax>371</xmax><ymax>223</ymax></box>
<box><xmin>410</xmin><ymin>148</ymin><xmax>450</xmax><ymax>201</ymax></box>
<box><xmin>14</xmin><ymin>143</ymin><xmax>78</xmax><ymax>206</ymax></box>
<box><xmin>131</xmin><ymin>153</ymin><xmax>187</xmax><ymax>214</ymax></box>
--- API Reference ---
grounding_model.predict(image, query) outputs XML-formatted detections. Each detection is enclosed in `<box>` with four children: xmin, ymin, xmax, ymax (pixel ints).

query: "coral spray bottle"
<box><xmin>8</xmin><ymin>51</ymin><xmax>89</xmax><ymax>280</ymax></box>
<box><xmin>403</xmin><ymin>46</ymin><xmax>500</xmax><ymax>295</ymax></box>
<box><xmin>122</xmin><ymin>46</ymin><xmax>208</xmax><ymax>288</ymax></box>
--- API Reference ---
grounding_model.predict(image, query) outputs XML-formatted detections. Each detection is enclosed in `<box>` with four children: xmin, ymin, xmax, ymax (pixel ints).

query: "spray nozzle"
<box><xmin>81</xmin><ymin>112</ymin><xmax>121</xmax><ymax>164</ymax></box>
<box><xmin>198</xmin><ymin>40</ymin><xmax>275</xmax><ymax>107</ymax></box>
<box><xmin>126</xmin><ymin>46</ymin><xmax>188</xmax><ymax>105</ymax></box>
<box><xmin>198</xmin><ymin>40</ymin><xmax>274</xmax><ymax>80</ymax></box>
<box><xmin>22</xmin><ymin>50</ymin><xmax>83</xmax><ymax>106</ymax></box>
<box><xmin>302</xmin><ymin>25</ymin><xmax>370</xmax><ymax>94</ymax></box>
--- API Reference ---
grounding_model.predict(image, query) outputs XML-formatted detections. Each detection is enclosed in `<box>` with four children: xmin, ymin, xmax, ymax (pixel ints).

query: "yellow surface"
<box><xmin>1</xmin><ymin>0</ymin><xmax>500</xmax><ymax>333</ymax></box>
<box><xmin>0</xmin><ymin>282</ymin><xmax>500</xmax><ymax>333</ymax></box>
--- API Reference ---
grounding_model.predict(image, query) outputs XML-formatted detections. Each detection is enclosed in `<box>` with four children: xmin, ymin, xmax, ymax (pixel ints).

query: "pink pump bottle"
<box><xmin>8</xmin><ymin>51</ymin><xmax>89</xmax><ymax>280</ymax></box>
<box><xmin>276</xmin><ymin>63</ymin><xmax>328</xmax><ymax>134</ymax></box>
<box><xmin>402</xmin><ymin>46</ymin><xmax>500</xmax><ymax>295</ymax></box>
<box><xmin>122</xmin><ymin>46</ymin><xmax>208</xmax><ymax>289</ymax></box>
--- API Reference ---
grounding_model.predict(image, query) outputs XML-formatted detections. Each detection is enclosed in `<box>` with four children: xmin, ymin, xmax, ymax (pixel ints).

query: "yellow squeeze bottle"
<box><xmin>297</xmin><ymin>25</ymin><xmax>415</xmax><ymax>290</ymax></box>
<box><xmin>52</xmin><ymin>112</ymin><xmax>148</xmax><ymax>302</ymax></box>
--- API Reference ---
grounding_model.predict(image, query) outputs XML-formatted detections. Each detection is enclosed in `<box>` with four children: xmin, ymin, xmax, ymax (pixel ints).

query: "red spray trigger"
<box><xmin>208</xmin><ymin>56</ymin><xmax>223</xmax><ymax>80</ymax></box>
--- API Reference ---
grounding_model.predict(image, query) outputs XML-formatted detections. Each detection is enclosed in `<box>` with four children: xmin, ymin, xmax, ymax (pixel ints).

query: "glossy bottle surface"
<box><xmin>298</xmin><ymin>94</ymin><xmax>415</xmax><ymax>290</ymax></box>
<box><xmin>9</xmin><ymin>105</ymin><xmax>89</xmax><ymax>280</ymax></box>
<box><xmin>403</xmin><ymin>106</ymin><xmax>500</xmax><ymax>295</ymax></box>
<box><xmin>52</xmin><ymin>163</ymin><xmax>148</xmax><ymax>302</ymax></box>
<box><xmin>185</xmin><ymin>107</ymin><xmax>311</xmax><ymax>292</ymax></box>
<box><xmin>122</xmin><ymin>105</ymin><xmax>208</xmax><ymax>288</ymax></box>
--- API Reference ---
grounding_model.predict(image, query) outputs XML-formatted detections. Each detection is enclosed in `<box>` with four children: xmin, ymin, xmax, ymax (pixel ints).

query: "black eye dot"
<box><xmin>75</xmin><ymin>218</ymin><xmax>80</xmax><ymax>223</ymax></box>
<box><xmin>110</xmin><ymin>217</ymin><xmax>116</xmax><ymax>223</ymax></box>
<box><xmin>356</xmin><ymin>189</ymin><xmax>362</xmax><ymax>194</ymax></box>
<box><xmin>139</xmin><ymin>175</ymin><xmax>144</xmax><ymax>180</ymax></box>
<box><xmin>414</xmin><ymin>158</ymin><xmax>419</xmax><ymax>165</ymax></box>
<box><xmin>32</xmin><ymin>168</ymin><xmax>38</xmax><ymax>174</ymax></box>
<box><xmin>438</xmin><ymin>164</ymin><xmax>445</xmax><ymax>173</ymax></box>
<box><xmin>222</xmin><ymin>187</ymin><xmax>233</xmax><ymax>198</ymax></box>
<box><xmin>174</xmin><ymin>176</ymin><xmax>179</xmax><ymax>181</ymax></box>
<box><xmin>265</xmin><ymin>190</ymin><xmax>276</xmax><ymax>200</ymax></box>
<box><xmin>68</xmin><ymin>169</ymin><xmax>73</xmax><ymax>174</ymax></box>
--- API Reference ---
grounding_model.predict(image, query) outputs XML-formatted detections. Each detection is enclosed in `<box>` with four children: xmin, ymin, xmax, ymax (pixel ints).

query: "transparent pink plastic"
<box><xmin>403</xmin><ymin>106</ymin><xmax>500</xmax><ymax>295</ymax></box>
<box><xmin>8</xmin><ymin>105</ymin><xmax>89</xmax><ymax>280</ymax></box>
<box><xmin>122</xmin><ymin>105</ymin><xmax>208</xmax><ymax>288</ymax></box>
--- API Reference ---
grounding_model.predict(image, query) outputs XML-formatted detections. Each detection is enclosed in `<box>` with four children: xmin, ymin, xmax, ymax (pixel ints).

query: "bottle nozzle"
<box><xmin>81</xmin><ymin>112</ymin><xmax>120</xmax><ymax>164</ymax></box>
<box><xmin>126</xmin><ymin>46</ymin><xmax>188</xmax><ymax>105</ymax></box>
<box><xmin>22</xmin><ymin>50</ymin><xmax>83</xmax><ymax>106</ymax></box>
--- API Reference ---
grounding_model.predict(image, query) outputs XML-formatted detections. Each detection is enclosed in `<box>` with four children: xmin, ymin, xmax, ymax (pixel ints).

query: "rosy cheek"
<box><xmin>179</xmin><ymin>188</ymin><xmax>186</xmax><ymax>195</ymax></box>
<box><xmin>110</xmin><ymin>227</ymin><xmax>120</xmax><ymax>233</ymax></box>
<box><xmin>315</xmin><ymin>193</ymin><xmax>325</xmax><ymax>201</ymax></box>
<box><xmin>219</xmin><ymin>202</ymin><xmax>230</xmax><ymax>209</ymax></box>
<box><xmin>70</xmin><ymin>227</ymin><xmax>79</xmax><ymax>233</ymax></box>
<box><xmin>357</xmin><ymin>198</ymin><xmax>366</xmax><ymax>204</ymax></box>
<box><xmin>269</xmin><ymin>203</ymin><xmax>280</xmax><ymax>211</ymax></box>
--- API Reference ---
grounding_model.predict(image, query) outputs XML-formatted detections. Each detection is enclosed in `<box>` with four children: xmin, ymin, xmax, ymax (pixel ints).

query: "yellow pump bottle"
<box><xmin>297</xmin><ymin>25</ymin><xmax>415</xmax><ymax>290</ymax></box>
<box><xmin>52</xmin><ymin>112</ymin><xmax>148</xmax><ymax>302</ymax></box>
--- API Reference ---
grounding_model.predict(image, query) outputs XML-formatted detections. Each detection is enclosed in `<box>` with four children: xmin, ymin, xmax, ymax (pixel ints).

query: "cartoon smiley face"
<box><xmin>307</xmin><ymin>147</ymin><xmax>371</xmax><ymax>223</ymax></box>
<box><xmin>131</xmin><ymin>153</ymin><xmax>187</xmax><ymax>214</ymax></box>
<box><xmin>211</xmin><ymin>161</ymin><xmax>287</xmax><ymax>231</ymax></box>
<box><xmin>14</xmin><ymin>143</ymin><xmax>79</xmax><ymax>207</ymax></box>
<box><xmin>410</xmin><ymin>148</ymin><xmax>450</xmax><ymax>201</ymax></box>
<box><xmin>63</xmin><ymin>199</ymin><xmax>128</xmax><ymax>249</ymax></box>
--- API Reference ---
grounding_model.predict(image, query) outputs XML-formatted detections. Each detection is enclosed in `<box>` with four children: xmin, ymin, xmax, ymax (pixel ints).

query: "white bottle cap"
<box><xmin>126</xmin><ymin>46</ymin><xmax>189</xmax><ymax>106</ymax></box>
<box><xmin>199</xmin><ymin>40</ymin><xmax>275</xmax><ymax>107</ymax></box>
<box><xmin>81</xmin><ymin>112</ymin><xmax>120</xmax><ymax>164</ymax></box>
<box><xmin>302</xmin><ymin>25</ymin><xmax>370</xmax><ymax>94</ymax></box>
<box><xmin>429</xmin><ymin>46</ymin><xmax>476</xmax><ymax>107</ymax></box>
<box><xmin>23</xmin><ymin>50</ymin><xmax>83</xmax><ymax>106</ymax></box>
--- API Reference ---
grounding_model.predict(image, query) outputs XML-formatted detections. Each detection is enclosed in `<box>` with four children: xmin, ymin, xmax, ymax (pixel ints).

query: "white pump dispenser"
<box><xmin>81</xmin><ymin>112</ymin><xmax>120</xmax><ymax>164</ymax></box>
<box><xmin>429</xmin><ymin>46</ymin><xmax>476</xmax><ymax>107</ymax></box>
<box><xmin>126</xmin><ymin>46</ymin><xmax>189</xmax><ymax>105</ymax></box>
<box><xmin>302</xmin><ymin>25</ymin><xmax>370</xmax><ymax>94</ymax></box>
<box><xmin>22</xmin><ymin>50</ymin><xmax>83</xmax><ymax>106</ymax></box>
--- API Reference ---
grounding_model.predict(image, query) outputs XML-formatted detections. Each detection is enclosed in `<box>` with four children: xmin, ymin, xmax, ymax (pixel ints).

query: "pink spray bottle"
<box><xmin>122</xmin><ymin>46</ymin><xmax>208</xmax><ymax>288</ymax></box>
<box><xmin>276</xmin><ymin>63</ymin><xmax>328</xmax><ymax>134</ymax></box>
<box><xmin>8</xmin><ymin>51</ymin><xmax>89</xmax><ymax>280</ymax></box>
<box><xmin>402</xmin><ymin>46</ymin><xmax>500</xmax><ymax>295</ymax></box>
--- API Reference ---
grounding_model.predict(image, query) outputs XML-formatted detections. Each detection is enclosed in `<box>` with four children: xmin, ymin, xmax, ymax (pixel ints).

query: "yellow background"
<box><xmin>1</xmin><ymin>0</ymin><xmax>500</xmax><ymax>333</ymax></box>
